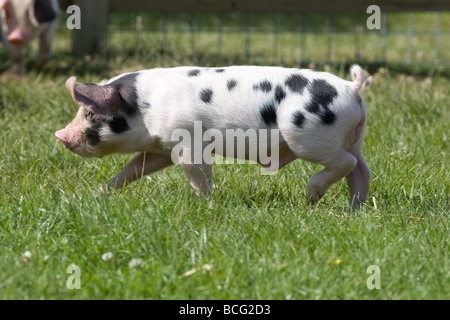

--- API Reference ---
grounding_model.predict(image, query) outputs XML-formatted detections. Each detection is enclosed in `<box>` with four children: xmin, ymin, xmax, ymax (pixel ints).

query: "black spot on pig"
<box><xmin>292</xmin><ymin>111</ymin><xmax>306</xmax><ymax>129</ymax></box>
<box><xmin>285</xmin><ymin>74</ymin><xmax>309</xmax><ymax>94</ymax></box>
<box><xmin>319</xmin><ymin>109</ymin><xmax>337</xmax><ymax>125</ymax></box>
<box><xmin>275</xmin><ymin>86</ymin><xmax>286</xmax><ymax>104</ymax></box>
<box><xmin>200</xmin><ymin>88</ymin><xmax>214</xmax><ymax>104</ymax></box>
<box><xmin>305</xmin><ymin>80</ymin><xmax>338</xmax><ymax>126</ymax></box>
<box><xmin>227</xmin><ymin>79</ymin><xmax>237</xmax><ymax>91</ymax></box>
<box><xmin>188</xmin><ymin>69</ymin><xmax>201</xmax><ymax>77</ymax></box>
<box><xmin>308</xmin><ymin>80</ymin><xmax>338</xmax><ymax>108</ymax></box>
<box><xmin>260</xmin><ymin>103</ymin><xmax>277</xmax><ymax>126</ymax></box>
<box><xmin>34</xmin><ymin>0</ymin><xmax>58</xmax><ymax>23</ymax></box>
<box><xmin>108</xmin><ymin>116</ymin><xmax>129</xmax><ymax>134</ymax></box>
<box><xmin>253</xmin><ymin>80</ymin><xmax>273</xmax><ymax>93</ymax></box>
<box><xmin>85</xmin><ymin>122</ymin><xmax>102</xmax><ymax>147</ymax></box>
<box><xmin>215</xmin><ymin>69</ymin><xmax>225</xmax><ymax>73</ymax></box>
<box><xmin>108</xmin><ymin>73</ymin><xmax>140</xmax><ymax>116</ymax></box>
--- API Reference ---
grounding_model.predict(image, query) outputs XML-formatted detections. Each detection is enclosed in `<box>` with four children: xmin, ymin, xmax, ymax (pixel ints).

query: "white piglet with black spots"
<box><xmin>56</xmin><ymin>65</ymin><xmax>372</xmax><ymax>209</ymax></box>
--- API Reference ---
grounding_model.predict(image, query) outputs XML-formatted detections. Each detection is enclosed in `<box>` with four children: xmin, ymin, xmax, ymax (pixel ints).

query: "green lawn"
<box><xmin>0</xmin><ymin>13</ymin><xmax>449</xmax><ymax>300</ymax></box>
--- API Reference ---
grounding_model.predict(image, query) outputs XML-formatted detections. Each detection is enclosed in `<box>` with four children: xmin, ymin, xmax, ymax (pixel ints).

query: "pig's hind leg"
<box><xmin>307</xmin><ymin>150</ymin><xmax>357</xmax><ymax>203</ymax></box>
<box><xmin>36</xmin><ymin>22</ymin><xmax>58</xmax><ymax>70</ymax></box>
<box><xmin>105</xmin><ymin>152</ymin><xmax>173</xmax><ymax>191</ymax></box>
<box><xmin>345</xmin><ymin>151</ymin><xmax>372</xmax><ymax>210</ymax></box>
<box><xmin>278</xmin><ymin>113</ymin><xmax>357</xmax><ymax>204</ymax></box>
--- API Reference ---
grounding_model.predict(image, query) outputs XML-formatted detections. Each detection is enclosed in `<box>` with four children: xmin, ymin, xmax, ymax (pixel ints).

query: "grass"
<box><xmin>0</xmin><ymin>13</ymin><xmax>449</xmax><ymax>300</ymax></box>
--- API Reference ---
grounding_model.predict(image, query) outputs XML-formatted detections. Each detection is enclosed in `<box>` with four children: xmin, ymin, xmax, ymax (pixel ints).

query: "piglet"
<box><xmin>56</xmin><ymin>65</ymin><xmax>372</xmax><ymax>209</ymax></box>
<box><xmin>0</xmin><ymin>0</ymin><xmax>59</xmax><ymax>75</ymax></box>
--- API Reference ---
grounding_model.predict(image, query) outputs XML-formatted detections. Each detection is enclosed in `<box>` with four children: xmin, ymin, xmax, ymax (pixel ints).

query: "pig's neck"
<box><xmin>113</xmin><ymin>125</ymin><xmax>154</xmax><ymax>154</ymax></box>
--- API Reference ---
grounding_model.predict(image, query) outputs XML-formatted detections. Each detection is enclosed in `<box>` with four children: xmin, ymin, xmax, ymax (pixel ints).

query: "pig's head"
<box><xmin>56</xmin><ymin>74</ymin><xmax>141</xmax><ymax>158</ymax></box>
<box><xmin>0</xmin><ymin>0</ymin><xmax>59</xmax><ymax>46</ymax></box>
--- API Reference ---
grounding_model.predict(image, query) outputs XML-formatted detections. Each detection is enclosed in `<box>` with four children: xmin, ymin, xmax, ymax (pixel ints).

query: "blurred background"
<box><xmin>2</xmin><ymin>0</ymin><xmax>450</xmax><ymax>76</ymax></box>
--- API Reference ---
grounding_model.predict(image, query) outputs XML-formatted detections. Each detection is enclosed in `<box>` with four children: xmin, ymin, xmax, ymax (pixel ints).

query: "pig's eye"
<box><xmin>85</xmin><ymin>112</ymin><xmax>95</xmax><ymax>120</ymax></box>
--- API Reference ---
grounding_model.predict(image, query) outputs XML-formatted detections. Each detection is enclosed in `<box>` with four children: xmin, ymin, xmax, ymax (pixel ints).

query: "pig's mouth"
<box><xmin>55</xmin><ymin>130</ymin><xmax>94</xmax><ymax>157</ymax></box>
<box><xmin>55</xmin><ymin>130</ymin><xmax>72</xmax><ymax>149</ymax></box>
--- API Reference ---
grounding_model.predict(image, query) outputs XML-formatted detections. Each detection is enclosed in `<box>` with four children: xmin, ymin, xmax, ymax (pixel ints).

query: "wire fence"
<box><xmin>54</xmin><ymin>11</ymin><xmax>450</xmax><ymax>66</ymax></box>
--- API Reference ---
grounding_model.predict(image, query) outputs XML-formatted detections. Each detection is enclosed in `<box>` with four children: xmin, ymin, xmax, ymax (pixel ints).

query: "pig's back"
<box><xmin>136</xmin><ymin>66</ymin><xmax>355</xmax><ymax>140</ymax></box>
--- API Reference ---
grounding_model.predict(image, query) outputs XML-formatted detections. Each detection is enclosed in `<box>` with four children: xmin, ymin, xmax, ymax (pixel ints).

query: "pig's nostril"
<box><xmin>7</xmin><ymin>33</ymin><xmax>27</xmax><ymax>46</ymax></box>
<box><xmin>8</xmin><ymin>38</ymin><xmax>26</xmax><ymax>46</ymax></box>
<box><xmin>7</xmin><ymin>29</ymin><xmax>28</xmax><ymax>46</ymax></box>
<box><xmin>55</xmin><ymin>131</ymin><xmax>69</xmax><ymax>147</ymax></box>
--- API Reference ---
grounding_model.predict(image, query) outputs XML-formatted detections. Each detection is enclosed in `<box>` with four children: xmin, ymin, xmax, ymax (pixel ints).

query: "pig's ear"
<box><xmin>0</xmin><ymin>0</ymin><xmax>9</xmax><ymax>10</ymax></box>
<box><xmin>66</xmin><ymin>76</ymin><xmax>120</xmax><ymax>116</ymax></box>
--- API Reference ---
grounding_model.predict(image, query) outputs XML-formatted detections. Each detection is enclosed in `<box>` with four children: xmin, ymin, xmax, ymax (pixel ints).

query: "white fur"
<box><xmin>127</xmin><ymin>66</ymin><xmax>371</xmax><ymax>208</ymax></box>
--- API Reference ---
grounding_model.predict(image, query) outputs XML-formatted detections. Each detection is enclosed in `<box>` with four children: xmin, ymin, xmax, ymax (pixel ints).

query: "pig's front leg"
<box><xmin>181</xmin><ymin>163</ymin><xmax>213</xmax><ymax>198</ymax></box>
<box><xmin>6</xmin><ymin>44</ymin><xmax>25</xmax><ymax>75</ymax></box>
<box><xmin>179</xmin><ymin>148</ymin><xmax>213</xmax><ymax>198</ymax></box>
<box><xmin>36</xmin><ymin>22</ymin><xmax>57</xmax><ymax>70</ymax></box>
<box><xmin>105</xmin><ymin>152</ymin><xmax>174</xmax><ymax>191</ymax></box>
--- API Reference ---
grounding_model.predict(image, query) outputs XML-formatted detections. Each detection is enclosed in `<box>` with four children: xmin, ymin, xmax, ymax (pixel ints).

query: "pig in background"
<box><xmin>0</xmin><ymin>0</ymin><xmax>60</xmax><ymax>75</ymax></box>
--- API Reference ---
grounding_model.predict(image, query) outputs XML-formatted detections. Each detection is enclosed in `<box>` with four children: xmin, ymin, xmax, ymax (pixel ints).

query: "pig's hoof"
<box><xmin>8</xmin><ymin>65</ymin><xmax>26</xmax><ymax>76</ymax></box>
<box><xmin>308</xmin><ymin>189</ymin><xmax>324</xmax><ymax>204</ymax></box>
<box><xmin>0</xmin><ymin>67</ymin><xmax>23</xmax><ymax>78</ymax></box>
<box><xmin>349</xmin><ymin>197</ymin><xmax>364</xmax><ymax>211</ymax></box>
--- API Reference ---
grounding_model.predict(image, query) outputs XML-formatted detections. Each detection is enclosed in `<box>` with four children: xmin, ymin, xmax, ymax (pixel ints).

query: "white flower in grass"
<box><xmin>129</xmin><ymin>258</ymin><xmax>143</xmax><ymax>268</ymax></box>
<box><xmin>180</xmin><ymin>264</ymin><xmax>213</xmax><ymax>278</ymax></box>
<box><xmin>22</xmin><ymin>251</ymin><xmax>32</xmax><ymax>263</ymax></box>
<box><xmin>102</xmin><ymin>252</ymin><xmax>114</xmax><ymax>261</ymax></box>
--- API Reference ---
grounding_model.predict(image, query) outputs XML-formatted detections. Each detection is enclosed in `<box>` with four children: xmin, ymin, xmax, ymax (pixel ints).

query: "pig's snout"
<box><xmin>7</xmin><ymin>29</ymin><xmax>28</xmax><ymax>46</ymax></box>
<box><xmin>55</xmin><ymin>129</ymin><xmax>70</xmax><ymax>148</ymax></box>
<box><xmin>55</xmin><ymin>124</ymin><xmax>77</xmax><ymax>150</ymax></box>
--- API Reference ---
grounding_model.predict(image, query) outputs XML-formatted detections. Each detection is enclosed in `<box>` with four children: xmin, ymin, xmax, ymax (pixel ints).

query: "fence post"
<box><xmin>72</xmin><ymin>0</ymin><xmax>109</xmax><ymax>55</ymax></box>
<box><xmin>434</xmin><ymin>13</ymin><xmax>440</xmax><ymax>64</ymax></box>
